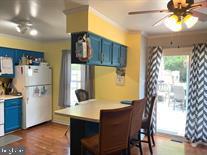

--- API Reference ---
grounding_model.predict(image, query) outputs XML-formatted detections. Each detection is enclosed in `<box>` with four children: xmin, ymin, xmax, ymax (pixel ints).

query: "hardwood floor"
<box><xmin>5</xmin><ymin>122</ymin><xmax>207</xmax><ymax>155</ymax></box>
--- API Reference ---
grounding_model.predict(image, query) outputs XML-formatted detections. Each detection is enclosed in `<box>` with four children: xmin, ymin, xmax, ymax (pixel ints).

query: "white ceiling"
<box><xmin>73</xmin><ymin>0</ymin><xmax>207</xmax><ymax>35</ymax></box>
<box><xmin>0</xmin><ymin>0</ymin><xmax>69</xmax><ymax>41</ymax></box>
<box><xmin>0</xmin><ymin>0</ymin><xmax>207</xmax><ymax>41</ymax></box>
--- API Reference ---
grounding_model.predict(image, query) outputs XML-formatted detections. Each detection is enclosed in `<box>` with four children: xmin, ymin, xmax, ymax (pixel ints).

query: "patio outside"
<box><xmin>157</xmin><ymin>55</ymin><xmax>189</xmax><ymax>137</ymax></box>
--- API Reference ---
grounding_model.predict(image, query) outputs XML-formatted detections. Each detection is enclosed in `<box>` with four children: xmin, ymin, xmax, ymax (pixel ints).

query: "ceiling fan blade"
<box><xmin>191</xmin><ymin>0</ymin><xmax>207</xmax><ymax>8</ymax></box>
<box><xmin>128</xmin><ymin>9</ymin><xmax>169</xmax><ymax>15</ymax></box>
<box><xmin>152</xmin><ymin>14</ymin><xmax>172</xmax><ymax>27</ymax></box>
<box><xmin>192</xmin><ymin>10</ymin><xmax>207</xmax><ymax>21</ymax></box>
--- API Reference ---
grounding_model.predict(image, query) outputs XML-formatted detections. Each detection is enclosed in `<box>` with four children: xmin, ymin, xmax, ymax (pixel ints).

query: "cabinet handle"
<box><xmin>102</xmin><ymin>53</ymin><xmax>104</xmax><ymax>62</ymax></box>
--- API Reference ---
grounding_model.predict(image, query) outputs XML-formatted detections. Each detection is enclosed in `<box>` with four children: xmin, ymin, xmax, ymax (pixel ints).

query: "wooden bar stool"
<box><xmin>81</xmin><ymin>106</ymin><xmax>133</xmax><ymax>155</ymax></box>
<box><xmin>128</xmin><ymin>98</ymin><xmax>147</xmax><ymax>155</ymax></box>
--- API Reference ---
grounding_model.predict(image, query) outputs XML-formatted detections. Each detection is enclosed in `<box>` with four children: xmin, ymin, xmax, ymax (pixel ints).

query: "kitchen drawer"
<box><xmin>0</xmin><ymin>125</ymin><xmax>4</xmax><ymax>136</ymax></box>
<box><xmin>4</xmin><ymin>98</ymin><xmax>21</xmax><ymax>108</ymax></box>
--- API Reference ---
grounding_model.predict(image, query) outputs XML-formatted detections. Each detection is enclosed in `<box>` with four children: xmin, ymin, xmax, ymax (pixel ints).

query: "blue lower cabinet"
<box><xmin>4</xmin><ymin>98</ymin><xmax>22</xmax><ymax>133</ymax></box>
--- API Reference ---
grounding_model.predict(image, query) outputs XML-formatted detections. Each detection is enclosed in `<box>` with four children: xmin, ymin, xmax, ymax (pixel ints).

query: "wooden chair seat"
<box><xmin>81</xmin><ymin>134</ymin><xmax>99</xmax><ymax>154</ymax></box>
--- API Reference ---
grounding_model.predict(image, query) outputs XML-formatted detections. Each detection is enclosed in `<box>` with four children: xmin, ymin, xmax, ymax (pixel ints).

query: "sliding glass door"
<box><xmin>157</xmin><ymin>54</ymin><xmax>190</xmax><ymax>137</ymax></box>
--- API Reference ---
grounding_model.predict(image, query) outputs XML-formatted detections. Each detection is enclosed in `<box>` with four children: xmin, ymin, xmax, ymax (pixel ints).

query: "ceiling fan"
<box><xmin>128</xmin><ymin>0</ymin><xmax>207</xmax><ymax>31</ymax></box>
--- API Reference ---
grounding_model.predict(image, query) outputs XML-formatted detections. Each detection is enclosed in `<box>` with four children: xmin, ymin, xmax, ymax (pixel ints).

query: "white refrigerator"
<box><xmin>13</xmin><ymin>65</ymin><xmax>52</xmax><ymax>129</ymax></box>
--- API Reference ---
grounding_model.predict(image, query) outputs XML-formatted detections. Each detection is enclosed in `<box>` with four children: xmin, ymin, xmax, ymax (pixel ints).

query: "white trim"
<box><xmin>0</xmin><ymin>33</ymin><xmax>43</xmax><ymax>43</ymax></box>
<box><xmin>163</xmin><ymin>47</ymin><xmax>193</xmax><ymax>56</ymax></box>
<box><xmin>0</xmin><ymin>33</ymin><xmax>70</xmax><ymax>42</ymax></box>
<box><xmin>63</xmin><ymin>5</ymin><xmax>128</xmax><ymax>33</ymax></box>
<box><xmin>63</xmin><ymin>5</ymin><xmax>89</xmax><ymax>15</ymax></box>
<box><xmin>147</xmin><ymin>30</ymin><xmax>207</xmax><ymax>39</ymax></box>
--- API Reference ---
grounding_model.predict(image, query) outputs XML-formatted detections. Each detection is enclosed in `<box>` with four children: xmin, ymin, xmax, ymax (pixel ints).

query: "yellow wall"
<box><xmin>66</xmin><ymin>9</ymin><xmax>89</xmax><ymax>33</ymax></box>
<box><xmin>43</xmin><ymin>41</ymin><xmax>70</xmax><ymax>124</ymax></box>
<box><xmin>88</xmin><ymin>10</ymin><xmax>128</xmax><ymax>45</ymax></box>
<box><xmin>95</xmin><ymin>33</ymin><xmax>141</xmax><ymax>101</ymax></box>
<box><xmin>66</xmin><ymin>7</ymin><xmax>141</xmax><ymax>100</ymax></box>
<box><xmin>0</xmin><ymin>34</ymin><xmax>43</xmax><ymax>51</ymax></box>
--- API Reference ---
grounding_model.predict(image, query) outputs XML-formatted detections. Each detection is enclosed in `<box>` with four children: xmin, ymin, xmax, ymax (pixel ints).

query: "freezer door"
<box><xmin>22</xmin><ymin>85</ymin><xmax>52</xmax><ymax>129</ymax></box>
<box><xmin>15</xmin><ymin>65</ymin><xmax>52</xmax><ymax>86</ymax></box>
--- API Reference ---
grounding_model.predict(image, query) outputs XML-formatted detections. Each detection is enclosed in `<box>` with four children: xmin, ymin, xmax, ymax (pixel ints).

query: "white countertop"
<box><xmin>0</xmin><ymin>95</ymin><xmax>23</xmax><ymax>100</ymax></box>
<box><xmin>55</xmin><ymin>99</ymin><xmax>129</xmax><ymax>123</ymax></box>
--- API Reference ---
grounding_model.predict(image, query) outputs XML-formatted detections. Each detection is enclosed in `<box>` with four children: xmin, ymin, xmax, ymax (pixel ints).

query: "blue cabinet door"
<box><xmin>4</xmin><ymin>99</ymin><xmax>22</xmax><ymax>133</ymax></box>
<box><xmin>101</xmin><ymin>39</ymin><xmax>112</xmax><ymax>65</ymax></box>
<box><xmin>120</xmin><ymin>46</ymin><xmax>127</xmax><ymax>67</ymax></box>
<box><xmin>88</xmin><ymin>34</ymin><xmax>102</xmax><ymax>65</ymax></box>
<box><xmin>112</xmin><ymin>43</ymin><xmax>121</xmax><ymax>66</ymax></box>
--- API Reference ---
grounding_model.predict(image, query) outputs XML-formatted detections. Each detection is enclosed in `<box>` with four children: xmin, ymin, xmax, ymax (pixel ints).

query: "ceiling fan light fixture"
<box><xmin>30</xmin><ymin>29</ymin><xmax>38</xmax><ymax>36</ymax></box>
<box><xmin>15</xmin><ymin>26</ymin><xmax>21</xmax><ymax>33</ymax></box>
<box><xmin>184</xmin><ymin>14</ymin><xmax>198</xmax><ymax>28</ymax></box>
<box><xmin>164</xmin><ymin>15</ymin><xmax>182</xmax><ymax>31</ymax></box>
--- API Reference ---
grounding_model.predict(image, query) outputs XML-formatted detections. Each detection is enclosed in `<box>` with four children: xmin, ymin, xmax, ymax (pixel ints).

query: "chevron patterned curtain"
<box><xmin>185</xmin><ymin>43</ymin><xmax>207</xmax><ymax>143</ymax></box>
<box><xmin>145</xmin><ymin>46</ymin><xmax>163</xmax><ymax>132</ymax></box>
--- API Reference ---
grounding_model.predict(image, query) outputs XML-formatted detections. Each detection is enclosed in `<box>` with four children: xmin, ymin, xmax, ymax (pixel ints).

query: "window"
<box><xmin>70</xmin><ymin>64</ymin><xmax>85</xmax><ymax>105</ymax></box>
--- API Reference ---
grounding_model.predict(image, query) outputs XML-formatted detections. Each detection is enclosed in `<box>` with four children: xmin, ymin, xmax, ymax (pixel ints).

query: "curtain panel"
<box><xmin>84</xmin><ymin>65</ymin><xmax>95</xmax><ymax>99</ymax></box>
<box><xmin>185</xmin><ymin>43</ymin><xmax>207</xmax><ymax>143</ymax></box>
<box><xmin>145</xmin><ymin>46</ymin><xmax>163</xmax><ymax>132</ymax></box>
<box><xmin>58</xmin><ymin>50</ymin><xmax>71</xmax><ymax>108</ymax></box>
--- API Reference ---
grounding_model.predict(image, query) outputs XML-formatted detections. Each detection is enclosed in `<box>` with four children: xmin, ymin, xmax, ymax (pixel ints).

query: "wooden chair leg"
<box><xmin>147</xmin><ymin>129</ymin><xmax>153</xmax><ymax>154</ymax></box>
<box><xmin>151</xmin><ymin>131</ymin><xmax>155</xmax><ymax>147</ymax></box>
<box><xmin>137</xmin><ymin>131</ymin><xmax>143</xmax><ymax>155</ymax></box>
<box><xmin>127</xmin><ymin>140</ymin><xmax>131</xmax><ymax>155</ymax></box>
<box><xmin>81</xmin><ymin>144</ymin><xmax>85</xmax><ymax>155</ymax></box>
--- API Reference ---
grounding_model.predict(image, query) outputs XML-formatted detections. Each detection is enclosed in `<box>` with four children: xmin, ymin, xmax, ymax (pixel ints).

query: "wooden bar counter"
<box><xmin>55</xmin><ymin>99</ymin><xmax>129</xmax><ymax>155</ymax></box>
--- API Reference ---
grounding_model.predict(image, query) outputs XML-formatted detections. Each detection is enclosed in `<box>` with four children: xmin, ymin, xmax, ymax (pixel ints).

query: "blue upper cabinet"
<box><xmin>101</xmin><ymin>39</ymin><xmax>112</xmax><ymax>66</ymax></box>
<box><xmin>0</xmin><ymin>47</ymin><xmax>44</xmax><ymax>78</ymax></box>
<box><xmin>88</xmin><ymin>34</ymin><xmax>102</xmax><ymax>65</ymax></box>
<box><xmin>71</xmin><ymin>32</ymin><xmax>127</xmax><ymax>67</ymax></box>
<box><xmin>120</xmin><ymin>46</ymin><xmax>127</xmax><ymax>67</ymax></box>
<box><xmin>112</xmin><ymin>43</ymin><xmax>121</xmax><ymax>66</ymax></box>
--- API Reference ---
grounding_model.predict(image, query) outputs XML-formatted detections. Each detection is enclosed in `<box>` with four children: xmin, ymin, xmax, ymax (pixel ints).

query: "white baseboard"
<box><xmin>52</xmin><ymin>120</ymin><xmax>70</xmax><ymax>126</ymax></box>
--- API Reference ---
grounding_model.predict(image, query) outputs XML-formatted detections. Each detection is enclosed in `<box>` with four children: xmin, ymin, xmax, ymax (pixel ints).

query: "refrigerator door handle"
<box><xmin>26</xmin><ymin>97</ymin><xmax>29</xmax><ymax>104</ymax></box>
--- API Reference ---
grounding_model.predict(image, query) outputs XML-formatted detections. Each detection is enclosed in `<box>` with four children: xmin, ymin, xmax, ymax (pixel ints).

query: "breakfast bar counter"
<box><xmin>55</xmin><ymin>99</ymin><xmax>129</xmax><ymax>155</ymax></box>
